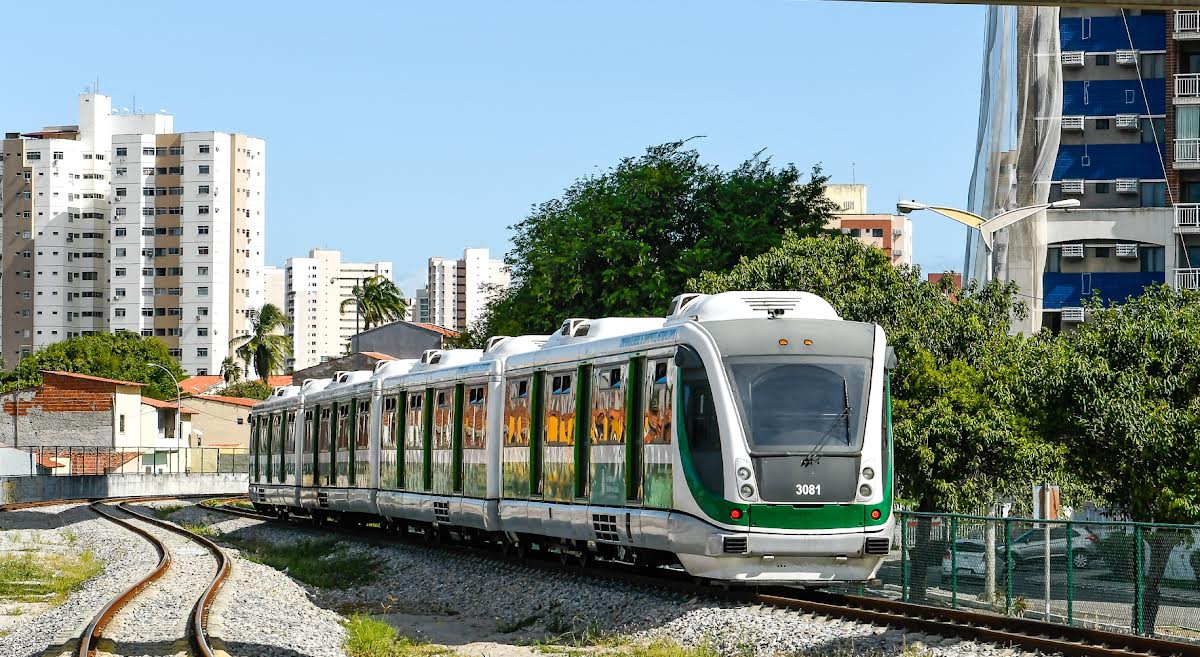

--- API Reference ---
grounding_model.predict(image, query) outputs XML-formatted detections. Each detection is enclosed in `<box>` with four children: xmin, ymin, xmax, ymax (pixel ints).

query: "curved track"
<box><xmin>205</xmin><ymin>500</ymin><xmax>1199</xmax><ymax>657</ymax></box>
<box><xmin>77</xmin><ymin>499</ymin><xmax>229</xmax><ymax>657</ymax></box>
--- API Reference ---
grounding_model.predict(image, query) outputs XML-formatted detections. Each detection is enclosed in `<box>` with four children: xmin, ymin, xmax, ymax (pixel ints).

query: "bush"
<box><xmin>219</xmin><ymin>379</ymin><xmax>272</xmax><ymax>400</ymax></box>
<box><xmin>1099</xmin><ymin>533</ymin><xmax>1138</xmax><ymax>580</ymax></box>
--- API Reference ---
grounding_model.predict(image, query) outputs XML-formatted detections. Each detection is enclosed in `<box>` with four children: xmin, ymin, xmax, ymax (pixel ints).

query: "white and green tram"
<box><xmin>250</xmin><ymin>291</ymin><xmax>896</xmax><ymax>583</ymax></box>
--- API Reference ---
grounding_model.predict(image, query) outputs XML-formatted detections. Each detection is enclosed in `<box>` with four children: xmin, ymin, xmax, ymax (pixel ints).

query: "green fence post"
<box><xmin>1005</xmin><ymin>518</ymin><xmax>1013</xmax><ymax>615</ymax></box>
<box><xmin>1134</xmin><ymin>525</ymin><xmax>1144</xmax><ymax>635</ymax></box>
<box><xmin>950</xmin><ymin>515</ymin><xmax>958</xmax><ymax>608</ymax></box>
<box><xmin>901</xmin><ymin>512</ymin><xmax>909</xmax><ymax>603</ymax></box>
<box><xmin>1066</xmin><ymin>520</ymin><xmax>1074</xmax><ymax>626</ymax></box>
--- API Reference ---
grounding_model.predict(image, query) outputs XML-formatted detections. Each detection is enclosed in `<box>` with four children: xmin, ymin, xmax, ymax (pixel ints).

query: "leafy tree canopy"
<box><xmin>342</xmin><ymin>275</ymin><xmax>408</xmax><ymax>331</ymax></box>
<box><xmin>230</xmin><ymin>304</ymin><xmax>292</xmax><ymax>380</ymax></box>
<box><xmin>219</xmin><ymin>379</ymin><xmax>272</xmax><ymax>401</ymax></box>
<box><xmin>0</xmin><ymin>332</ymin><xmax>187</xmax><ymax>401</ymax></box>
<box><xmin>475</xmin><ymin>140</ymin><xmax>837</xmax><ymax>341</ymax></box>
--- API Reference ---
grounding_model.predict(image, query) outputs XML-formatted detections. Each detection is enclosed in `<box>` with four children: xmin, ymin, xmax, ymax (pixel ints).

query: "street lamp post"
<box><xmin>150</xmin><ymin>363</ymin><xmax>183</xmax><ymax>474</ymax></box>
<box><xmin>896</xmin><ymin>199</ymin><xmax>1080</xmax><ymax>281</ymax></box>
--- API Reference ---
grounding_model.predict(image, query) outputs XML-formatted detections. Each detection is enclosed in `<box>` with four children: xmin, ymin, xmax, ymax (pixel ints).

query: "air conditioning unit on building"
<box><xmin>1115</xmin><ymin>114</ymin><xmax>1140</xmax><ymax>130</ymax></box>
<box><xmin>1061</xmin><ymin>51</ymin><xmax>1085</xmax><ymax>67</ymax></box>
<box><xmin>1115</xmin><ymin>50</ymin><xmax>1138</xmax><ymax>65</ymax></box>
<box><xmin>1062</xmin><ymin>307</ymin><xmax>1086</xmax><ymax>323</ymax></box>
<box><xmin>1061</xmin><ymin>116</ymin><xmax>1085</xmax><ymax>131</ymax></box>
<box><xmin>1116</xmin><ymin>243</ymin><xmax>1139</xmax><ymax>258</ymax></box>
<box><xmin>1062</xmin><ymin>243</ymin><xmax>1085</xmax><ymax>259</ymax></box>
<box><xmin>1116</xmin><ymin>179</ymin><xmax>1140</xmax><ymax>194</ymax></box>
<box><xmin>1061</xmin><ymin>180</ymin><xmax>1086</xmax><ymax>195</ymax></box>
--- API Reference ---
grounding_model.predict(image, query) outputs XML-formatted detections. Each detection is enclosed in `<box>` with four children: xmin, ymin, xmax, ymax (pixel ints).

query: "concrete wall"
<box><xmin>183</xmin><ymin>398</ymin><xmax>251</xmax><ymax>448</ymax></box>
<box><xmin>0</xmin><ymin>389</ymin><xmax>112</xmax><ymax>447</ymax></box>
<box><xmin>0</xmin><ymin>472</ymin><xmax>248</xmax><ymax>505</ymax></box>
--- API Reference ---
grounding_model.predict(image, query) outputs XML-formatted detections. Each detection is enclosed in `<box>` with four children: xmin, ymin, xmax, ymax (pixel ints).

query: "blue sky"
<box><xmin>4</xmin><ymin>1</ymin><xmax>985</xmax><ymax>295</ymax></box>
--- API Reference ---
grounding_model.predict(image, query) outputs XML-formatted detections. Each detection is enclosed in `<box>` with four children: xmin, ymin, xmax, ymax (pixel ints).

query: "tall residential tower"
<box><xmin>0</xmin><ymin>94</ymin><xmax>265</xmax><ymax>373</ymax></box>
<box><xmin>284</xmin><ymin>248</ymin><xmax>392</xmax><ymax>370</ymax></box>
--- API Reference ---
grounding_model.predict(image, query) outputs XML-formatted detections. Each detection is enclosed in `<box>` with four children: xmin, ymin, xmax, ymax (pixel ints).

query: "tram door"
<box><xmin>642</xmin><ymin>358</ymin><xmax>674</xmax><ymax>508</ymax></box>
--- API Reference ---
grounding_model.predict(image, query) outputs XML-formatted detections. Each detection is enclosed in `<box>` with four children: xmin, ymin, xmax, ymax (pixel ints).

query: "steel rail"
<box><xmin>204</xmin><ymin>500</ymin><xmax>1198</xmax><ymax>657</ymax></box>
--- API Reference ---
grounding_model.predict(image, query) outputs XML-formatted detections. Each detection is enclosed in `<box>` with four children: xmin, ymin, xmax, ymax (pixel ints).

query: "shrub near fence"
<box><xmin>859</xmin><ymin>511</ymin><xmax>1200</xmax><ymax>642</ymax></box>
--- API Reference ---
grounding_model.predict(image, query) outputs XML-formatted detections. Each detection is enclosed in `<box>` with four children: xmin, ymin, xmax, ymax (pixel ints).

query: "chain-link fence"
<box><xmin>4</xmin><ymin>446</ymin><xmax>249</xmax><ymax>476</ymax></box>
<box><xmin>851</xmin><ymin>511</ymin><xmax>1200</xmax><ymax>642</ymax></box>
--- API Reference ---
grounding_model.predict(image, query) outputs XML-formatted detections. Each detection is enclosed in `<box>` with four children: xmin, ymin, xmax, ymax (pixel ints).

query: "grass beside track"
<box><xmin>344</xmin><ymin>614</ymin><xmax>455</xmax><ymax>657</ymax></box>
<box><xmin>226</xmin><ymin>536</ymin><xmax>378</xmax><ymax>589</ymax></box>
<box><xmin>151</xmin><ymin>504</ymin><xmax>187</xmax><ymax>520</ymax></box>
<box><xmin>0</xmin><ymin>551</ymin><xmax>102</xmax><ymax>605</ymax></box>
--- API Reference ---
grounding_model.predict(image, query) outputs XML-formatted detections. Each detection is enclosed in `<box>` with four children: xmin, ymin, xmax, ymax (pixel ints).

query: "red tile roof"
<box><xmin>35</xmin><ymin>454</ymin><xmax>64</xmax><ymax>469</ymax></box>
<box><xmin>67</xmin><ymin>451</ymin><xmax>140</xmax><ymax>475</ymax></box>
<box><xmin>267</xmin><ymin>375</ymin><xmax>293</xmax><ymax>388</ymax></box>
<box><xmin>180</xmin><ymin>375</ymin><xmax>223</xmax><ymax>395</ymax></box>
<box><xmin>359</xmin><ymin>351</ymin><xmax>397</xmax><ymax>361</ymax></box>
<box><xmin>411</xmin><ymin>323</ymin><xmax>460</xmax><ymax>338</ymax></box>
<box><xmin>140</xmin><ymin>397</ymin><xmax>195</xmax><ymax>414</ymax></box>
<box><xmin>192</xmin><ymin>395</ymin><xmax>260</xmax><ymax>408</ymax></box>
<box><xmin>41</xmin><ymin>370</ymin><xmax>144</xmax><ymax>387</ymax></box>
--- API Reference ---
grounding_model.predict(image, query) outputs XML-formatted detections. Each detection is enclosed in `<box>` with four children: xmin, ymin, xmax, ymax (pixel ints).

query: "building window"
<box><xmin>114</xmin><ymin>308</ymin><xmax>126</xmax><ymax>317</ymax></box>
<box><xmin>116</xmin><ymin>147</ymin><xmax>127</xmax><ymax>157</ymax></box>
<box><xmin>198</xmin><ymin>287</ymin><xmax>209</xmax><ymax>296</ymax></box>
<box><xmin>119</xmin><ymin>415</ymin><xmax>126</xmax><ymax>433</ymax></box>
<box><xmin>1094</xmin><ymin>246</ymin><xmax>1110</xmax><ymax>258</ymax></box>
<box><xmin>1045</xmin><ymin>247</ymin><xmax>1062</xmax><ymax>273</ymax></box>
<box><xmin>199</xmin><ymin>165</ymin><xmax>210</xmax><ymax>174</ymax></box>
<box><xmin>115</xmin><ymin>267</ymin><xmax>127</xmax><ymax>276</ymax></box>
<box><xmin>1140</xmin><ymin>53</ymin><xmax>1165</xmax><ymax>78</ymax></box>
<box><xmin>871</xmin><ymin>228</ymin><xmax>884</xmax><ymax>237</ymax></box>
<box><xmin>199</xmin><ymin>145</ymin><xmax>211</xmax><ymax>154</ymax></box>
<box><xmin>115</xmin><ymin>187</ymin><xmax>127</xmax><ymax>197</ymax></box>
<box><xmin>143</xmin><ymin>147</ymin><xmax>156</xmax><ymax>156</ymax></box>
<box><xmin>115</xmin><ymin>248</ymin><xmax>127</xmax><ymax>257</ymax></box>
<box><xmin>198</xmin><ymin>306</ymin><xmax>209</xmax><ymax>316</ymax></box>
<box><xmin>198</xmin><ymin>327</ymin><xmax>209</xmax><ymax>337</ymax></box>
<box><xmin>1095</xmin><ymin>182</ymin><xmax>1110</xmax><ymax>194</ymax></box>
<box><xmin>114</xmin><ymin>288</ymin><xmax>126</xmax><ymax>297</ymax></box>
<box><xmin>198</xmin><ymin>205</ymin><xmax>210</xmax><ymax>215</ymax></box>
<box><xmin>1095</xmin><ymin>118</ymin><xmax>1110</xmax><ymax>130</ymax></box>
<box><xmin>197</xmin><ymin>348</ymin><xmax>209</xmax><ymax>358</ymax></box>
<box><xmin>1141</xmin><ymin>182</ymin><xmax>1167</xmax><ymax>208</ymax></box>
<box><xmin>1095</xmin><ymin>54</ymin><xmax>1110</xmax><ymax>66</ymax></box>
<box><xmin>197</xmin><ymin>225</ymin><xmax>209</xmax><ymax>235</ymax></box>
<box><xmin>1140</xmin><ymin>246</ymin><xmax>1165</xmax><ymax>273</ymax></box>
<box><xmin>52</xmin><ymin>151</ymin><xmax>63</xmax><ymax>160</ymax></box>
<box><xmin>198</xmin><ymin>246</ymin><xmax>209</xmax><ymax>255</ymax></box>
<box><xmin>198</xmin><ymin>185</ymin><xmax>210</xmax><ymax>194</ymax></box>
<box><xmin>198</xmin><ymin>266</ymin><xmax>209</xmax><ymax>276</ymax></box>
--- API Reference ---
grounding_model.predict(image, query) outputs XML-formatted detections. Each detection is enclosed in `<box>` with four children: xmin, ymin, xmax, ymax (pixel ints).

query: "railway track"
<box><xmin>13</xmin><ymin>498</ymin><xmax>231</xmax><ymax>657</ymax></box>
<box><xmin>203</xmin><ymin>500</ymin><xmax>1199</xmax><ymax>657</ymax></box>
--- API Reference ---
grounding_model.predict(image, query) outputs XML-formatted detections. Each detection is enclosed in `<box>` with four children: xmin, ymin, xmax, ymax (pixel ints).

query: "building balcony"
<box><xmin>1177</xmin><ymin>73</ymin><xmax>1200</xmax><ymax>101</ymax></box>
<box><xmin>1061</xmin><ymin>51</ymin><xmax>1085</xmax><ymax>67</ymax></box>
<box><xmin>1176</xmin><ymin>11</ymin><xmax>1200</xmax><ymax>39</ymax></box>
<box><xmin>1175</xmin><ymin>204</ymin><xmax>1200</xmax><ymax>233</ymax></box>
<box><xmin>1177</xmin><ymin>138</ymin><xmax>1200</xmax><ymax>169</ymax></box>
<box><xmin>1177</xmin><ymin>268</ymin><xmax>1200</xmax><ymax>290</ymax></box>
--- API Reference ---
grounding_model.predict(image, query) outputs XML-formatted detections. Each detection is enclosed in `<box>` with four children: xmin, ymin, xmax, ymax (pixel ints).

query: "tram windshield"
<box><xmin>727</xmin><ymin>356</ymin><xmax>870</xmax><ymax>454</ymax></box>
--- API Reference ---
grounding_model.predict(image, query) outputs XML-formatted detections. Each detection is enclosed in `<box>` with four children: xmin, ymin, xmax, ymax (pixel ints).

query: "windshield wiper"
<box><xmin>799</xmin><ymin>381</ymin><xmax>852</xmax><ymax>464</ymax></box>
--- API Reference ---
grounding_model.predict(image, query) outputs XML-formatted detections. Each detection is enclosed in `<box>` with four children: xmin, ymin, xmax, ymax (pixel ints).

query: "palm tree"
<box><xmin>341</xmin><ymin>275</ymin><xmax>408</xmax><ymax>332</ymax></box>
<box><xmin>228</xmin><ymin>304</ymin><xmax>292</xmax><ymax>381</ymax></box>
<box><xmin>220</xmin><ymin>356</ymin><xmax>242</xmax><ymax>385</ymax></box>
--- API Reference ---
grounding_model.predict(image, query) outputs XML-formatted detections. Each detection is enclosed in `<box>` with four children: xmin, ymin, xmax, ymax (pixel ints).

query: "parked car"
<box><xmin>941</xmin><ymin>539</ymin><xmax>996</xmax><ymax>580</ymax></box>
<box><xmin>1007</xmin><ymin>525</ymin><xmax>1100</xmax><ymax>569</ymax></box>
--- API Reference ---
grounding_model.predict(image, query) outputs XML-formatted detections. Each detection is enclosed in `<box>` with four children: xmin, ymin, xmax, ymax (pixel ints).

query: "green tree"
<box><xmin>0</xmin><ymin>332</ymin><xmax>187</xmax><ymax>401</ymax></box>
<box><xmin>475</xmin><ymin>140</ymin><xmax>836</xmax><ymax>340</ymax></box>
<box><xmin>341</xmin><ymin>275</ymin><xmax>408</xmax><ymax>332</ymax></box>
<box><xmin>220</xmin><ymin>379</ymin><xmax>272</xmax><ymax>400</ymax></box>
<box><xmin>689</xmin><ymin>234</ymin><xmax>1065</xmax><ymax>601</ymax></box>
<box><xmin>229</xmin><ymin>304</ymin><xmax>292</xmax><ymax>381</ymax></box>
<box><xmin>1028</xmin><ymin>285</ymin><xmax>1200</xmax><ymax>631</ymax></box>
<box><xmin>220</xmin><ymin>356</ymin><xmax>242</xmax><ymax>386</ymax></box>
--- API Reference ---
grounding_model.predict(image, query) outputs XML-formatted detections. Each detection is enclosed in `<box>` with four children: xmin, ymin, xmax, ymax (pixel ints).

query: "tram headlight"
<box><xmin>739</xmin><ymin>484</ymin><xmax>755</xmax><ymax>499</ymax></box>
<box><xmin>737</xmin><ymin>467</ymin><xmax>752</xmax><ymax>481</ymax></box>
<box><xmin>859</xmin><ymin>484</ymin><xmax>872</xmax><ymax>498</ymax></box>
<box><xmin>861</xmin><ymin>467</ymin><xmax>875</xmax><ymax>481</ymax></box>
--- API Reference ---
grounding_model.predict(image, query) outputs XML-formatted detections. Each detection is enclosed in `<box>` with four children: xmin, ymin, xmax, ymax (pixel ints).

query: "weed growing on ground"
<box><xmin>0</xmin><ymin>551</ymin><xmax>102</xmax><ymax>605</ymax></box>
<box><xmin>152</xmin><ymin>504</ymin><xmax>187</xmax><ymax>520</ymax></box>
<box><xmin>180</xmin><ymin>522</ymin><xmax>221</xmax><ymax>538</ymax></box>
<box><xmin>496</xmin><ymin>612</ymin><xmax>543</xmax><ymax>634</ymax></box>
<box><xmin>225</xmin><ymin>537</ymin><xmax>378</xmax><ymax>589</ymax></box>
<box><xmin>343</xmin><ymin>613</ymin><xmax>456</xmax><ymax>657</ymax></box>
<box><xmin>63</xmin><ymin>530</ymin><xmax>78</xmax><ymax>545</ymax></box>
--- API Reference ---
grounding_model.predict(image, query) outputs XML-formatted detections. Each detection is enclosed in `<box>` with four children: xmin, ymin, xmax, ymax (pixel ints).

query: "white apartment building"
<box><xmin>824</xmin><ymin>184</ymin><xmax>913</xmax><ymax>268</ymax></box>
<box><xmin>264</xmin><ymin>265</ymin><xmax>285</xmax><ymax>311</ymax></box>
<box><xmin>425</xmin><ymin>247</ymin><xmax>510</xmax><ymax>332</ymax></box>
<box><xmin>0</xmin><ymin>94</ymin><xmax>265</xmax><ymax>373</ymax></box>
<box><xmin>284</xmin><ymin>249</ymin><xmax>392</xmax><ymax>370</ymax></box>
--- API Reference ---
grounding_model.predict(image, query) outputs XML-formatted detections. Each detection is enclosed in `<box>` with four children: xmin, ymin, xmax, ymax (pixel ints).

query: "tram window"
<box><xmin>517</xmin><ymin>380</ymin><xmax>528</xmax><ymax>398</ymax></box>
<box><xmin>654</xmin><ymin>362</ymin><xmax>668</xmax><ymax>384</ymax></box>
<box><xmin>680</xmin><ymin>358</ymin><xmax>724</xmax><ymax>495</ymax></box>
<box><xmin>608</xmin><ymin>368</ymin><xmax>622</xmax><ymax>388</ymax></box>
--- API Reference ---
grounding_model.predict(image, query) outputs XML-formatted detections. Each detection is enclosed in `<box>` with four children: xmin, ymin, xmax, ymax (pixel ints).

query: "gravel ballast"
<box><xmin>0</xmin><ymin>503</ymin><xmax>158</xmax><ymax>657</ymax></box>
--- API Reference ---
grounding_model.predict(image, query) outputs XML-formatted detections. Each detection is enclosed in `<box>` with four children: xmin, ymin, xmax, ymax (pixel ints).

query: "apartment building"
<box><xmin>264</xmin><ymin>265</ymin><xmax>285</xmax><ymax>311</ymax></box>
<box><xmin>284</xmin><ymin>248</ymin><xmax>392</xmax><ymax>370</ymax></box>
<box><xmin>824</xmin><ymin>184</ymin><xmax>913</xmax><ymax>267</ymax></box>
<box><xmin>0</xmin><ymin>94</ymin><xmax>265</xmax><ymax>372</ymax></box>
<box><xmin>968</xmin><ymin>9</ymin><xmax>1199</xmax><ymax>332</ymax></box>
<box><xmin>425</xmin><ymin>248</ymin><xmax>510</xmax><ymax>332</ymax></box>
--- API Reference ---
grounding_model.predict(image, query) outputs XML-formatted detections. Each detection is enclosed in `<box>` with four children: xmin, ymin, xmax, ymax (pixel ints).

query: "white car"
<box><xmin>941</xmin><ymin>539</ymin><xmax>1005</xmax><ymax>580</ymax></box>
